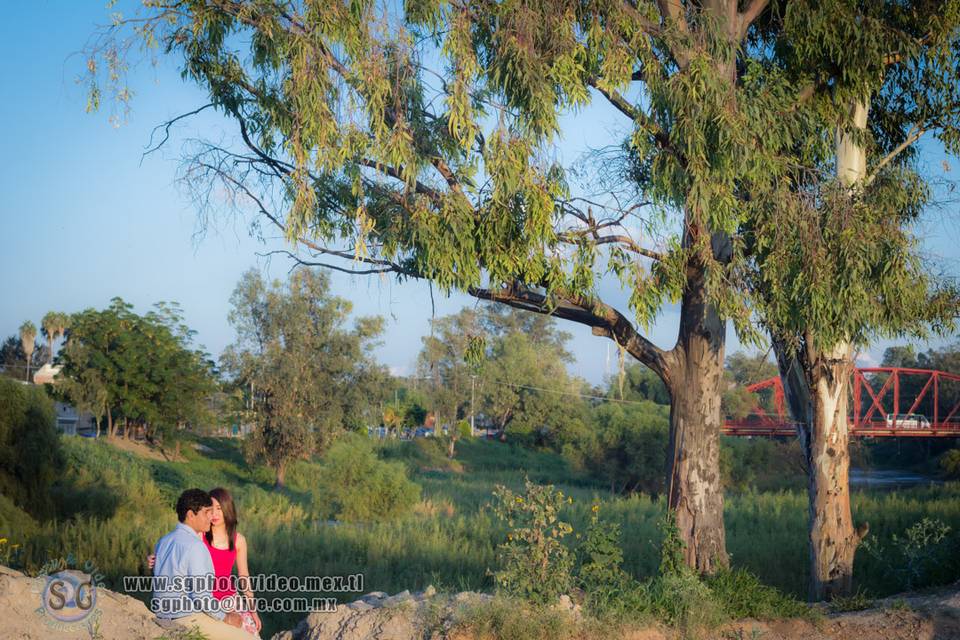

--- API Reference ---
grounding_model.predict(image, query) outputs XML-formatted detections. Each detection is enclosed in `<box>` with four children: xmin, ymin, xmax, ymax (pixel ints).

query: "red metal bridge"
<box><xmin>723</xmin><ymin>367</ymin><xmax>960</xmax><ymax>437</ymax></box>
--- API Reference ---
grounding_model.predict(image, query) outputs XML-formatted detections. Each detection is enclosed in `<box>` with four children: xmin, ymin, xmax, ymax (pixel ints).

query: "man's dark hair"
<box><xmin>176</xmin><ymin>488</ymin><xmax>212</xmax><ymax>522</ymax></box>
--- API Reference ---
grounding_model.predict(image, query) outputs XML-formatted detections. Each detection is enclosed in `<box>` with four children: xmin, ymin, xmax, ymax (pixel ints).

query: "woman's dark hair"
<box><xmin>176</xmin><ymin>488</ymin><xmax>212</xmax><ymax>522</ymax></box>
<box><xmin>205</xmin><ymin>487</ymin><xmax>238</xmax><ymax>550</ymax></box>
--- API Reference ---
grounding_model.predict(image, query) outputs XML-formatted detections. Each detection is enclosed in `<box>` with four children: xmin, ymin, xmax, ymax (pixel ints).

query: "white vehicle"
<box><xmin>884</xmin><ymin>413</ymin><xmax>931</xmax><ymax>430</ymax></box>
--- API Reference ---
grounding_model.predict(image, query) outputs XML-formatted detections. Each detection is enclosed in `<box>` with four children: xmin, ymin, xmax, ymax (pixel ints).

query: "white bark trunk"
<box><xmin>802</xmin><ymin>99</ymin><xmax>870</xmax><ymax>600</ymax></box>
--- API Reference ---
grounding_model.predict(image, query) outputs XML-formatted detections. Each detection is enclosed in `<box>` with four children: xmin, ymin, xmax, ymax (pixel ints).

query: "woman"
<box><xmin>149</xmin><ymin>487</ymin><xmax>261</xmax><ymax>637</ymax></box>
<box><xmin>206</xmin><ymin>487</ymin><xmax>261</xmax><ymax>637</ymax></box>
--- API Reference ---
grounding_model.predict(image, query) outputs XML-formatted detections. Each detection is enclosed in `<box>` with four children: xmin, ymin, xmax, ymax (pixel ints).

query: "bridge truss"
<box><xmin>723</xmin><ymin>367</ymin><xmax>960</xmax><ymax>437</ymax></box>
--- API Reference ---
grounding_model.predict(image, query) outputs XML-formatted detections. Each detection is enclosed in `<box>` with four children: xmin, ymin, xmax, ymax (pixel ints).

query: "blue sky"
<box><xmin>1</xmin><ymin>1</ymin><xmax>957</xmax><ymax>386</ymax></box>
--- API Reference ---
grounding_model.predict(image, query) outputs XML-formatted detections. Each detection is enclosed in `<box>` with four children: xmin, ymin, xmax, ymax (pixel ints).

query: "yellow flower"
<box><xmin>591</xmin><ymin>504</ymin><xmax>599</xmax><ymax>513</ymax></box>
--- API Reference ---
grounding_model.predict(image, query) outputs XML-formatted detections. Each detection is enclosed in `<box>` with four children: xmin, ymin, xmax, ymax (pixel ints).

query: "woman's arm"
<box><xmin>235</xmin><ymin>533</ymin><xmax>262</xmax><ymax>631</ymax></box>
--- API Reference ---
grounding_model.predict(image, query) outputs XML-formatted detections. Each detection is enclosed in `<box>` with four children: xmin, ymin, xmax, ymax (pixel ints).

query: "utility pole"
<box><xmin>470</xmin><ymin>374</ymin><xmax>476</xmax><ymax>437</ymax></box>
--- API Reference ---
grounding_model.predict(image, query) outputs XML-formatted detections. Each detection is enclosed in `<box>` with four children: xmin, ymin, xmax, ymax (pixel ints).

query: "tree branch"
<box><xmin>587</xmin><ymin>79</ymin><xmax>675</xmax><ymax>154</ymax></box>
<box><xmin>257</xmin><ymin>249</ymin><xmax>404</xmax><ymax>276</ymax></box>
<box><xmin>737</xmin><ymin>0</ymin><xmax>770</xmax><ymax>40</ymax></box>
<box><xmin>141</xmin><ymin>103</ymin><xmax>216</xmax><ymax>163</ymax></box>
<box><xmin>655</xmin><ymin>0</ymin><xmax>691</xmax><ymax>68</ymax></box>
<box><xmin>468</xmin><ymin>282</ymin><xmax>671</xmax><ymax>380</ymax></box>
<box><xmin>864</xmin><ymin>125</ymin><xmax>926</xmax><ymax>186</ymax></box>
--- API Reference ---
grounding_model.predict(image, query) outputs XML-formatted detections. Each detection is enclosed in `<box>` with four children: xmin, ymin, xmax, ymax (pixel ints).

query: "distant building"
<box><xmin>32</xmin><ymin>363</ymin><xmax>61</xmax><ymax>385</ymax></box>
<box><xmin>26</xmin><ymin>364</ymin><xmax>98</xmax><ymax>435</ymax></box>
<box><xmin>55</xmin><ymin>401</ymin><xmax>97</xmax><ymax>436</ymax></box>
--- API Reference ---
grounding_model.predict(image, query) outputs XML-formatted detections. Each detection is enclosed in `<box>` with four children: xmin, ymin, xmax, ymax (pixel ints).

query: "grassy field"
<box><xmin>3</xmin><ymin>435</ymin><xmax>960</xmax><ymax>637</ymax></box>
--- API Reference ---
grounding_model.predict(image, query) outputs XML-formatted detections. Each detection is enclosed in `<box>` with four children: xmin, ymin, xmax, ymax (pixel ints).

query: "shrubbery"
<box><xmin>313</xmin><ymin>434</ymin><xmax>421</xmax><ymax>522</ymax></box>
<box><xmin>861</xmin><ymin>517</ymin><xmax>955</xmax><ymax>590</ymax></box>
<box><xmin>490</xmin><ymin>478</ymin><xmax>574</xmax><ymax>603</ymax></box>
<box><xmin>491</xmin><ymin>480</ymin><xmax>812</xmax><ymax>631</ymax></box>
<box><xmin>941</xmin><ymin>449</ymin><xmax>960</xmax><ymax>478</ymax></box>
<box><xmin>0</xmin><ymin>378</ymin><xmax>62</xmax><ymax>518</ymax></box>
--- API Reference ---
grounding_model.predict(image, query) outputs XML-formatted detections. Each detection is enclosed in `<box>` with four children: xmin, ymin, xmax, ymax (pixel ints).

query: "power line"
<box><xmin>489</xmin><ymin>379</ymin><xmax>652</xmax><ymax>405</ymax></box>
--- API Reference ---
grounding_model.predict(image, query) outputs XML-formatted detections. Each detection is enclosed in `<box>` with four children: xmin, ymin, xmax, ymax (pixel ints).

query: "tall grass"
<box><xmin>3</xmin><ymin>435</ymin><xmax>960</xmax><ymax>636</ymax></box>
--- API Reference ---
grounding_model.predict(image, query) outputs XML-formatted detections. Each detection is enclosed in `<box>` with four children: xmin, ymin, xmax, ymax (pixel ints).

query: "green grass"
<box><xmin>3</xmin><ymin>435</ymin><xmax>960</xmax><ymax>637</ymax></box>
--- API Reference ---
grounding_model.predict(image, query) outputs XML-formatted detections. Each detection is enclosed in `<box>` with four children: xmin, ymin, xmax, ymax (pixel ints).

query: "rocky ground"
<box><xmin>3</xmin><ymin>564</ymin><xmax>959</xmax><ymax>640</ymax></box>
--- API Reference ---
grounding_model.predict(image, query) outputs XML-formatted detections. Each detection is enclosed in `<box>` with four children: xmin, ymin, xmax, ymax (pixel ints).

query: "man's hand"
<box><xmin>223</xmin><ymin>612</ymin><xmax>243</xmax><ymax>628</ymax></box>
<box><xmin>146</xmin><ymin>554</ymin><xmax>155</xmax><ymax>570</ymax></box>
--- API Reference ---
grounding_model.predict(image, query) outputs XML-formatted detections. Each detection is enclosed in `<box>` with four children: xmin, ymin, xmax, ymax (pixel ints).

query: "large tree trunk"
<box><xmin>274</xmin><ymin>462</ymin><xmax>287</xmax><ymax>490</ymax></box>
<box><xmin>665</xmin><ymin>264</ymin><xmax>729</xmax><ymax>574</ymax></box>
<box><xmin>802</xmin><ymin>341</ymin><xmax>868</xmax><ymax>601</ymax></box>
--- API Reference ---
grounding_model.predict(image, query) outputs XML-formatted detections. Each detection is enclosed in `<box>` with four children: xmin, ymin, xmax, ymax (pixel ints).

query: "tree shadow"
<box><xmin>50</xmin><ymin>480</ymin><xmax>122</xmax><ymax>520</ymax></box>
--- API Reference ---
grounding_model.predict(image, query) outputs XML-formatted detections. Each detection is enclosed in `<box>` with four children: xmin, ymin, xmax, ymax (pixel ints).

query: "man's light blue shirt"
<box><xmin>153</xmin><ymin>522</ymin><xmax>225</xmax><ymax>621</ymax></box>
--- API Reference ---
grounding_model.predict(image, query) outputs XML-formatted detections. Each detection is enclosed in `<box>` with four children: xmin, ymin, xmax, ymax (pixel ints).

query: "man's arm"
<box><xmin>184</xmin><ymin>539</ymin><xmax>225</xmax><ymax>621</ymax></box>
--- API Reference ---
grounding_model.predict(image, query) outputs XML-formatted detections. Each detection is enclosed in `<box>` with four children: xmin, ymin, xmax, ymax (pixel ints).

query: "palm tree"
<box><xmin>56</xmin><ymin>313</ymin><xmax>71</xmax><ymax>348</ymax></box>
<box><xmin>19</xmin><ymin>321</ymin><xmax>37</xmax><ymax>382</ymax></box>
<box><xmin>41</xmin><ymin>312</ymin><xmax>57</xmax><ymax>363</ymax></box>
<box><xmin>40</xmin><ymin>312</ymin><xmax>71</xmax><ymax>364</ymax></box>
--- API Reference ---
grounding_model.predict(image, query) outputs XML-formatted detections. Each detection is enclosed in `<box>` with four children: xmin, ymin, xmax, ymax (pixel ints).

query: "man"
<box><xmin>153</xmin><ymin>488</ymin><xmax>249</xmax><ymax>639</ymax></box>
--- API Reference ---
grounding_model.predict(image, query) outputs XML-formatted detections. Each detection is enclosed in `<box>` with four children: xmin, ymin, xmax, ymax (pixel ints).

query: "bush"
<box><xmin>861</xmin><ymin>517</ymin><xmax>954</xmax><ymax>590</ymax></box>
<box><xmin>577</xmin><ymin>503</ymin><xmax>650</xmax><ymax>621</ymax></box>
<box><xmin>0</xmin><ymin>378</ymin><xmax>62</xmax><ymax>518</ymax></box>
<box><xmin>490</xmin><ymin>478</ymin><xmax>574</xmax><ymax>604</ymax></box>
<box><xmin>566</xmin><ymin>402</ymin><xmax>668</xmax><ymax>496</ymax></box>
<box><xmin>377</xmin><ymin>437</ymin><xmax>461</xmax><ymax>472</ymax></box>
<box><xmin>706</xmin><ymin>568</ymin><xmax>811</xmax><ymax>620</ymax></box>
<box><xmin>940</xmin><ymin>449</ymin><xmax>960</xmax><ymax>479</ymax></box>
<box><xmin>452</xmin><ymin>595</ymin><xmax>579</xmax><ymax>640</ymax></box>
<box><xmin>0</xmin><ymin>492</ymin><xmax>37</xmax><ymax>542</ymax></box>
<box><xmin>721</xmin><ymin>437</ymin><xmax>805</xmax><ymax>492</ymax></box>
<box><xmin>313</xmin><ymin>434</ymin><xmax>421</xmax><ymax>522</ymax></box>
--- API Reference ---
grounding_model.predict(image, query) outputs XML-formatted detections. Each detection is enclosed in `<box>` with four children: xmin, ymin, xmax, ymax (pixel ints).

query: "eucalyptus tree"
<box><xmin>417</xmin><ymin>307</ymin><xmax>481</xmax><ymax>457</ymax></box>
<box><xmin>221</xmin><ymin>268</ymin><xmax>387</xmax><ymax>487</ymax></box>
<box><xmin>18</xmin><ymin>321</ymin><xmax>37</xmax><ymax>382</ymax></box>
<box><xmin>89</xmin><ymin>0</ymin><xmax>814</xmax><ymax>572</ymax></box>
<box><xmin>747</xmin><ymin>1</ymin><xmax>960</xmax><ymax>599</ymax></box>
<box><xmin>418</xmin><ymin>305</ymin><xmax>581</xmax><ymax>452</ymax></box>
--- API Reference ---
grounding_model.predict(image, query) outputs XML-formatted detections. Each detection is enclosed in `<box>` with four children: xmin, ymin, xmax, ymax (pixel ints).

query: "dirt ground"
<box><xmin>99</xmin><ymin>436</ymin><xmax>183</xmax><ymax>462</ymax></box>
<box><xmin>3</xmin><ymin>563</ymin><xmax>959</xmax><ymax>640</ymax></box>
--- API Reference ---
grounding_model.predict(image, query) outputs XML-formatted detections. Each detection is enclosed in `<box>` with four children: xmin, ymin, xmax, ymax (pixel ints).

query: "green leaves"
<box><xmin>58</xmin><ymin>298</ymin><xmax>215</xmax><ymax>440</ymax></box>
<box><xmin>223</xmin><ymin>268</ymin><xmax>389</xmax><ymax>482</ymax></box>
<box><xmin>490</xmin><ymin>478</ymin><xmax>575</xmax><ymax>604</ymax></box>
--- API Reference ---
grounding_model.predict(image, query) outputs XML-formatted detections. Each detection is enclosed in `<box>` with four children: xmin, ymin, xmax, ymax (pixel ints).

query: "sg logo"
<box><xmin>41</xmin><ymin>570</ymin><xmax>98</xmax><ymax>623</ymax></box>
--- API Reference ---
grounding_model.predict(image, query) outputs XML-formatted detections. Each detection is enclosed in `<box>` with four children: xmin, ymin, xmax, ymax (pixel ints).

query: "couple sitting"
<box><xmin>151</xmin><ymin>487</ymin><xmax>261</xmax><ymax>640</ymax></box>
